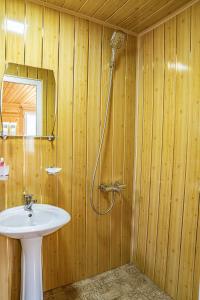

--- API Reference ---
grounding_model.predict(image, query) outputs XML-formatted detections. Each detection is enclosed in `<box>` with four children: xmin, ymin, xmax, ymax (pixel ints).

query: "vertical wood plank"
<box><xmin>38</xmin><ymin>69</ymin><xmax>48</xmax><ymax>135</ymax></box>
<box><xmin>165</xmin><ymin>10</ymin><xmax>190</xmax><ymax>298</ymax></box>
<box><xmin>136</xmin><ymin>31</ymin><xmax>154</xmax><ymax>272</ymax></box>
<box><xmin>46</xmin><ymin>70</ymin><xmax>56</xmax><ymax>135</ymax></box>
<box><xmin>122</xmin><ymin>35</ymin><xmax>136</xmax><ymax>264</ymax></box>
<box><xmin>111</xmin><ymin>33</ymin><xmax>126</xmax><ymax>268</ymax></box>
<box><xmin>86</xmin><ymin>22</ymin><xmax>102</xmax><ymax>277</ymax></box>
<box><xmin>25</xmin><ymin>2</ymin><xmax>43</xmax><ymax>67</ymax></box>
<box><xmin>42</xmin><ymin>6</ymin><xmax>59</xmax><ymax>291</ymax></box>
<box><xmin>154</xmin><ymin>17</ymin><xmax>176</xmax><ymax>288</ymax></box>
<box><xmin>24</xmin><ymin>137</ymin><xmax>42</xmax><ymax>202</ymax></box>
<box><xmin>6</xmin><ymin>139</ymin><xmax>24</xmax><ymax>208</ymax></box>
<box><xmin>6</xmin><ymin>0</ymin><xmax>25</xmax><ymax>64</ymax></box>
<box><xmin>57</xmin><ymin>12</ymin><xmax>74</xmax><ymax>285</ymax></box>
<box><xmin>98</xmin><ymin>27</ymin><xmax>113</xmax><ymax>273</ymax></box>
<box><xmin>72</xmin><ymin>17</ymin><xmax>89</xmax><ymax>281</ymax></box>
<box><xmin>42</xmin><ymin>139</ymin><xmax>58</xmax><ymax>292</ymax></box>
<box><xmin>145</xmin><ymin>25</ymin><xmax>164</xmax><ymax>279</ymax></box>
<box><xmin>177</xmin><ymin>5</ymin><xmax>200</xmax><ymax>300</ymax></box>
<box><xmin>43</xmin><ymin>7</ymin><xmax>59</xmax><ymax>78</ymax></box>
<box><xmin>132</xmin><ymin>36</ymin><xmax>144</xmax><ymax>264</ymax></box>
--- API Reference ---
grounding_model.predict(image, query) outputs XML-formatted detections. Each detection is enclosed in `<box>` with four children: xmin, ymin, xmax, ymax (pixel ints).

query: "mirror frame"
<box><xmin>0</xmin><ymin>63</ymin><xmax>57</xmax><ymax>140</ymax></box>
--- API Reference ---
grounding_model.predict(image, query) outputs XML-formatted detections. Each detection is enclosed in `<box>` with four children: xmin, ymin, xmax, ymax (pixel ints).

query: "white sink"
<box><xmin>0</xmin><ymin>204</ymin><xmax>70</xmax><ymax>239</ymax></box>
<box><xmin>0</xmin><ymin>204</ymin><xmax>71</xmax><ymax>300</ymax></box>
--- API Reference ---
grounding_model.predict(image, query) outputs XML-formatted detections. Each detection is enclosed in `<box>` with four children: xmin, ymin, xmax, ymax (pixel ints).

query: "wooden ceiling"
<box><xmin>3</xmin><ymin>82</ymin><xmax>36</xmax><ymax>108</ymax></box>
<box><xmin>39</xmin><ymin>0</ymin><xmax>192</xmax><ymax>33</ymax></box>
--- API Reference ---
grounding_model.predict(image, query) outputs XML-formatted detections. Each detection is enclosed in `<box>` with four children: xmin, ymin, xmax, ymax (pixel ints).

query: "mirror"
<box><xmin>0</xmin><ymin>63</ymin><xmax>56</xmax><ymax>137</ymax></box>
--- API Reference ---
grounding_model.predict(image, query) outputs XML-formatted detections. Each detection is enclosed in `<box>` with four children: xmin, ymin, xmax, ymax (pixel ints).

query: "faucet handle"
<box><xmin>23</xmin><ymin>192</ymin><xmax>33</xmax><ymax>202</ymax></box>
<box><xmin>25</xmin><ymin>194</ymin><xmax>33</xmax><ymax>198</ymax></box>
<box><xmin>114</xmin><ymin>182</ymin><xmax>126</xmax><ymax>191</ymax></box>
<box><xmin>119</xmin><ymin>184</ymin><xmax>126</xmax><ymax>190</ymax></box>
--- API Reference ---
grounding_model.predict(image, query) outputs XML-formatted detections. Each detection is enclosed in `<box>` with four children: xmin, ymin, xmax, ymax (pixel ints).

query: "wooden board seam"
<box><xmin>130</xmin><ymin>36</ymin><xmax>140</xmax><ymax>259</ymax></box>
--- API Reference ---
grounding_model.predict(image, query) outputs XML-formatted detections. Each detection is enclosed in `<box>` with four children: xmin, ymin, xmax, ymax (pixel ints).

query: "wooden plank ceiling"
<box><xmin>3</xmin><ymin>82</ymin><xmax>36</xmax><ymax>106</ymax></box>
<box><xmin>41</xmin><ymin>0</ymin><xmax>192</xmax><ymax>33</ymax></box>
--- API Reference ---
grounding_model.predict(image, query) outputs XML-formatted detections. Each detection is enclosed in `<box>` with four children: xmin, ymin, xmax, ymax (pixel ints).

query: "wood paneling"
<box><xmin>136</xmin><ymin>31</ymin><xmax>154</xmax><ymax>272</ymax></box>
<box><xmin>57</xmin><ymin>12</ymin><xmax>74</xmax><ymax>285</ymax></box>
<box><xmin>145</xmin><ymin>24</ymin><xmax>165</xmax><ymax>279</ymax></box>
<box><xmin>178</xmin><ymin>4</ymin><xmax>200</xmax><ymax>299</ymax></box>
<box><xmin>25</xmin><ymin>2</ymin><xmax>43</xmax><ymax>67</ymax></box>
<box><xmin>0</xmin><ymin>0</ymin><xmax>136</xmax><ymax>299</ymax></box>
<box><xmin>33</xmin><ymin>0</ymin><xmax>192</xmax><ymax>33</ymax></box>
<box><xmin>72</xmin><ymin>17</ymin><xmax>88</xmax><ymax>281</ymax></box>
<box><xmin>122</xmin><ymin>34</ymin><xmax>136</xmax><ymax>263</ymax></box>
<box><xmin>86</xmin><ymin>21</ymin><xmax>101</xmax><ymax>277</ymax></box>
<box><xmin>133</xmin><ymin>4</ymin><xmax>200</xmax><ymax>300</ymax></box>
<box><xmin>98</xmin><ymin>27</ymin><xmax>113</xmax><ymax>274</ymax></box>
<box><xmin>111</xmin><ymin>25</ymin><xmax>126</xmax><ymax>268</ymax></box>
<box><xmin>165</xmin><ymin>10</ymin><xmax>190</xmax><ymax>298</ymax></box>
<box><xmin>6</xmin><ymin>0</ymin><xmax>25</xmax><ymax>64</ymax></box>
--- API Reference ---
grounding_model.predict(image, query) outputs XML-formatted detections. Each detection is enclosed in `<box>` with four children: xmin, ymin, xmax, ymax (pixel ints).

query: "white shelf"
<box><xmin>0</xmin><ymin>176</ymin><xmax>9</xmax><ymax>181</ymax></box>
<box><xmin>45</xmin><ymin>167</ymin><xmax>62</xmax><ymax>175</ymax></box>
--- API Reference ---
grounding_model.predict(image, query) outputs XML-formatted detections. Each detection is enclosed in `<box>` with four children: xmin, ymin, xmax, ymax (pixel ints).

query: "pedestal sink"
<box><xmin>0</xmin><ymin>204</ymin><xmax>71</xmax><ymax>300</ymax></box>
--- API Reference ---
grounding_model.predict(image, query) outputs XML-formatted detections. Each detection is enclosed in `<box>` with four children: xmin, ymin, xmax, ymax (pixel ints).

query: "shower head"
<box><xmin>110</xmin><ymin>31</ymin><xmax>125</xmax><ymax>50</ymax></box>
<box><xmin>110</xmin><ymin>31</ymin><xmax>125</xmax><ymax>67</ymax></box>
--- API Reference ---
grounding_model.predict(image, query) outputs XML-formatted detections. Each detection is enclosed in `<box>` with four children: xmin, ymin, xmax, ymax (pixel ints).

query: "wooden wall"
<box><xmin>133</xmin><ymin>3</ymin><xmax>200</xmax><ymax>300</ymax></box>
<box><xmin>0</xmin><ymin>0</ymin><xmax>136</xmax><ymax>299</ymax></box>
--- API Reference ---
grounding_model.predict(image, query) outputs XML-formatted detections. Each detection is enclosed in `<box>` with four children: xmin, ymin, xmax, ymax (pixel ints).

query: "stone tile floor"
<box><xmin>44</xmin><ymin>264</ymin><xmax>172</xmax><ymax>300</ymax></box>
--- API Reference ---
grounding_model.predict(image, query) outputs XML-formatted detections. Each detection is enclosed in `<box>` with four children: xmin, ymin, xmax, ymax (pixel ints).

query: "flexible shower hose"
<box><xmin>90</xmin><ymin>64</ymin><xmax>116</xmax><ymax>215</ymax></box>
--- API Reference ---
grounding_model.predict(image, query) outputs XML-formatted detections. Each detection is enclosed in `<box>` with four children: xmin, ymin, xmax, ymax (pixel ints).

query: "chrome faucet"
<box><xmin>23</xmin><ymin>192</ymin><xmax>37</xmax><ymax>212</ymax></box>
<box><xmin>99</xmin><ymin>182</ymin><xmax>126</xmax><ymax>193</ymax></box>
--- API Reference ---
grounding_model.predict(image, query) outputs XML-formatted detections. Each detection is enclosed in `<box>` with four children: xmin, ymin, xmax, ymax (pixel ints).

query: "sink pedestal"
<box><xmin>21</xmin><ymin>237</ymin><xmax>43</xmax><ymax>300</ymax></box>
<box><xmin>0</xmin><ymin>204</ymin><xmax>71</xmax><ymax>300</ymax></box>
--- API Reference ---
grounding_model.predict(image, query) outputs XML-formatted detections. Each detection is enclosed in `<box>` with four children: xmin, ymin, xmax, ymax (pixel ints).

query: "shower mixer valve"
<box><xmin>99</xmin><ymin>182</ymin><xmax>126</xmax><ymax>193</ymax></box>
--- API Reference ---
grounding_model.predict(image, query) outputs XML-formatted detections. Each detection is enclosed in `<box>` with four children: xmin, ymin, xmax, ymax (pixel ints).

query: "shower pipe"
<box><xmin>90</xmin><ymin>31</ymin><xmax>126</xmax><ymax>215</ymax></box>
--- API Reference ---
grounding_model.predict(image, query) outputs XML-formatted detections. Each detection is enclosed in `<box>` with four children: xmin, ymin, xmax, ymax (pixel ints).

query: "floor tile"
<box><xmin>44</xmin><ymin>264</ymin><xmax>172</xmax><ymax>300</ymax></box>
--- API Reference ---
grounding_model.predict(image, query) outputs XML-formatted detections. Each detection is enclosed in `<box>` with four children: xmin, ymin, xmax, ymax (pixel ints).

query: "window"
<box><xmin>24</xmin><ymin>112</ymin><xmax>36</xmax><ymax>136</ymax></box>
